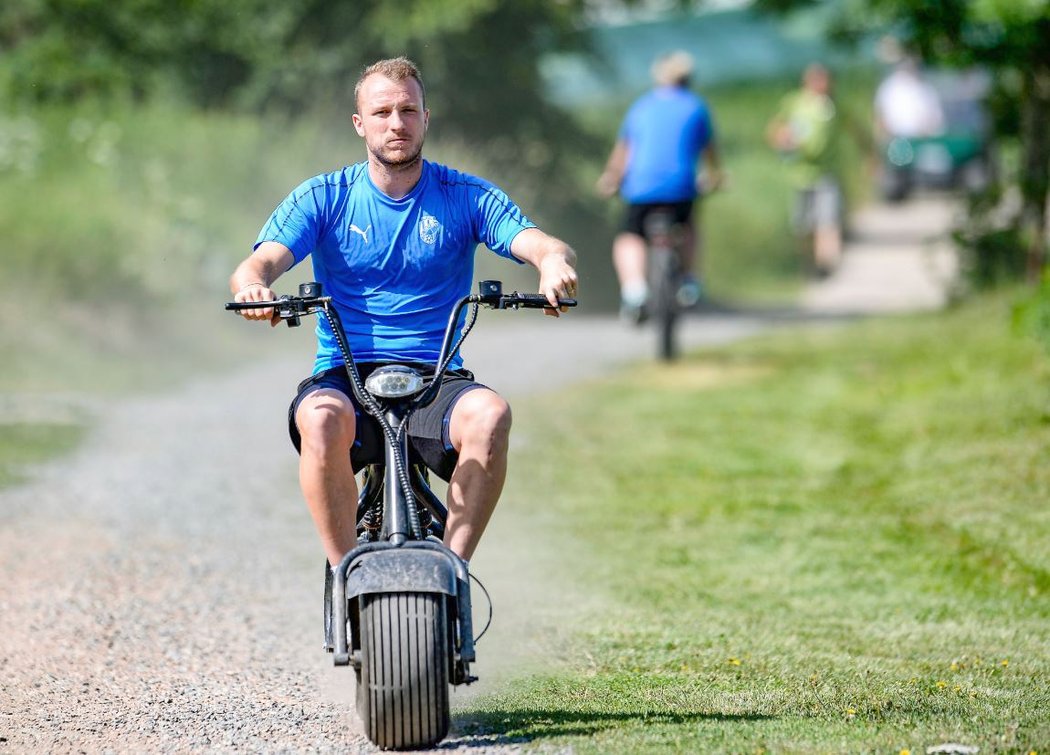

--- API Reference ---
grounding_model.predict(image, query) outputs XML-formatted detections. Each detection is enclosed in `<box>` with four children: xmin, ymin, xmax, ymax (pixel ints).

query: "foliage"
<box><xmin>0</xmin><ymin>0</ymin><xmax>284</xmax><ymax>105</ymax></box>
<box><xmin>467</xmin><ymin>289</ymin><xmax>1050</xmax><ymax>752</ymax></box>
<box><xmin>0</xmin><ymin>1</ymin><xmax>608</xmax><ymax>257</ymax></box>
<box><xmin>1013</xmin><ymin>270</ymin><xmax>1050</xmax><ymax>351</ymax></box>
<box><xmin>0</xmin><ymin>1</ymin><xmax>590</xmax><ymax>150</ymax></box>
<box><xmin>951</xmin><ymin>180</ymin><xmax>1029</xmax><ymax>289</ymax></box>
<box><xmin>955</xmin><ymin>224</ymin><xmax>1028</xmax><ymax>288</ymax></box>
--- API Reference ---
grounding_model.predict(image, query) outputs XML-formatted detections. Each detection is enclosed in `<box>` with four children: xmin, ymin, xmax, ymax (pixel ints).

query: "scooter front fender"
<box><xmin>331</xmin><ymin>541</ymin><xmax>473</xmax><ymax>668</ymax></box>
<box><xmin>345</xmin><ymin>547</ymin><xmax>458</xmax><ymax>599</ymax></box>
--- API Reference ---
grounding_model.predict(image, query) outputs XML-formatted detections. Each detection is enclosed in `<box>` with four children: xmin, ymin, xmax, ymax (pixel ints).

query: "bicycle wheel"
<box><xmin>649</xmin><ymin>246</ymin><xmax>679</xmax><ymax>361</ymax></box>
<box><xmin>356</xmin><ymin>591</ymin><xmax>450</xmax><ymax>750</ymax></box>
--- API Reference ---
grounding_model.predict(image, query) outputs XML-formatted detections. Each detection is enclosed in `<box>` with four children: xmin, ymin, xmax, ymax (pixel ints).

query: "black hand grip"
<box><xmin>503</xmin><ymin>292</ymin><xmax>578</xmax><ymax>309</ymax></box>
<box><xmin>225</xmin><ymin>300</ymin><xmax>281</xmax><ymax>310</ymax></box>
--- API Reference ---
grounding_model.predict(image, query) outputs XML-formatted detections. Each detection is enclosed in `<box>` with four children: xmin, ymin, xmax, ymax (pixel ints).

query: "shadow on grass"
<box><xmin>445</xmin><ymin>707</ymin><xmax>776</xmax><ymax>748</ymax></box>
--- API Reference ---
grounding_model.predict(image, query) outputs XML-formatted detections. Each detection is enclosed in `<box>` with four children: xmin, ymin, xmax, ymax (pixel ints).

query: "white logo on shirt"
<box><xmin>349</xmin><ymin>223</ymin><xmax>371</xmax><ymax>243</ymax></box>
<box><xmin>418</xmin><ymin>214</ymin><xmax>440</xmax><ymax>245</ymax></box>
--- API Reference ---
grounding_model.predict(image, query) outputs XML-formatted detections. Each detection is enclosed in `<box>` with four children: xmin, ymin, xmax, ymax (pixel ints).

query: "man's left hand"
<box><xmin>538</xmin><ymin>255</ymin><xmax>578</xmax><ymax>317</ymax></box>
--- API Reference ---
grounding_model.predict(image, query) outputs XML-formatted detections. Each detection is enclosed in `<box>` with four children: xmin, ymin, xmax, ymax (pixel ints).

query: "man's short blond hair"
<box><xmin>651</xmin><ymin>50</ymin><xmax>694</xmax><ymax>87</ymax></box>
<box><xmin>354</xmin><ymin>57</ymin><xmax>426</xmax><ymax>109</ymax></box>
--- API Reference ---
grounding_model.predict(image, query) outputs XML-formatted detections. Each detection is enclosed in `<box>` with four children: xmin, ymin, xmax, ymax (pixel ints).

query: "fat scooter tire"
<box><xmin>357</xmin><ymin>591</ymin><xmax>450</xmax><ymax>750</ymax></box>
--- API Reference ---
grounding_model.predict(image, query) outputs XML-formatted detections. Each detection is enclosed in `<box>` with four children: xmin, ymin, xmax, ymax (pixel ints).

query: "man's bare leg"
<box><xmin>814</xmin><ymin>223</ymin><xmax>842</xmax><ymax>274</ymax></box>
<box><xmin>613</xmin><ymin>231</ymin><xmax>648</xmax><ymax>294</ymax></box>
<box><xmin>444</xmin><ymin>388</ymin><xmax>512</xmax><ymax>561</ymax></box>
<box><xmin>295</xmin><ymin>389</ymin><xmax>359</xmax><ymax>567</ymax></box>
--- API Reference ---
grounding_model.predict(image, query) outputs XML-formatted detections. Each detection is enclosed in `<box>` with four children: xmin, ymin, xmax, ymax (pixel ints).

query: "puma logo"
<box><xmin>349</xmin><ymin>223</ymin><xmax>371</xmax><ymax>243</ymax></box>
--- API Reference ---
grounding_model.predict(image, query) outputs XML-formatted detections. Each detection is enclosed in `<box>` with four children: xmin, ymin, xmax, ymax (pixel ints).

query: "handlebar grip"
<box><xmin>225</xmin><ymin>300</ymin><xmax>280</xmax><ymax>310</ymax></box>
<box><xmin>504</xmin><ymin>293</ymin><xmax>578</xmax><ymax>308</ymax></box>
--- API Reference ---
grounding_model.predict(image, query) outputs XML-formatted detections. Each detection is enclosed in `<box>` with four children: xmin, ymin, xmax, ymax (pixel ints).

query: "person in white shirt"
<box><xmin>874</xmin><ymin>57</ymin><xmax>946</xmax><ymax>141</ymax></box>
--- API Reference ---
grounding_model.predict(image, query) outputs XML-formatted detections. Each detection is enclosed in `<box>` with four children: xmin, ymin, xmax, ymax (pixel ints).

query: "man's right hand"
<box><xmin>233</xmin><ymin>282</ymin><xmax>281</xmax><ymax>327</ymax></box>
<box><xmin>228</xmin><ymin>242</ymin><xmax>295</xmax><ymax>327</ymax></box>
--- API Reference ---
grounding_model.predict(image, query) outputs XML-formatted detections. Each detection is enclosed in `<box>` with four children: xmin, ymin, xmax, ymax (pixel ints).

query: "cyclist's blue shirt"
<box><xmin>618</xmin><ymin>86</ymin><xmax>714</xmax><ymax>204</ymax></box>
<box><xmin>255</xmin><ymin>160</ymin><xmax>531</xmax><ymax>372</ymax></box>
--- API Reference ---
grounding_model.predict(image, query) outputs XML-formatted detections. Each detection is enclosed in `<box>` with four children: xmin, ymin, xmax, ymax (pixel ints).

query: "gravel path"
<box><xmin>0</xmin><ymin>199</ymin><xmax>956</xmax><ymax>753</ymax></box>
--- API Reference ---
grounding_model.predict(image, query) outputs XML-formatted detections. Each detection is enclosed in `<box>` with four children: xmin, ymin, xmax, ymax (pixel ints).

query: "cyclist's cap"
<box><xmin>652</xmin><ymin>51</ymin><xmax>694</xmax><ymax>86</ymax></box>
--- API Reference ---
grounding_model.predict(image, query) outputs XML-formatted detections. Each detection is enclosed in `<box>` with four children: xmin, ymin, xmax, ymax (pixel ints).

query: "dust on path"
<box><xmin>0</xmin><ymin>198</ymin><xmax>958</xmax><ymax>753</ymax></box>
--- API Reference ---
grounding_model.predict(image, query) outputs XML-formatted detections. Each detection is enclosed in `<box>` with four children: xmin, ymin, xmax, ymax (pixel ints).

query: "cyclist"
<box><xmin>228</xmin><ymin>57</ymin><xmax>578</xmax><ymax>570</ymax></box>
<box><xmin>596</xmin><ymin>50</ymin><xmax>723</xmax><ymax>323</ymax></box>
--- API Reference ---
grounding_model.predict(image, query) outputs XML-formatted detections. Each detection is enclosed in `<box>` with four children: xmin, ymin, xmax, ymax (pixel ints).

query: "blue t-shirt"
<box><xmin>255</xmin><ymin>160</ymin><xmax>532</xmax><ymax>372</ymax></box>
<box><xmin>618</xmin><ymin>86</ymin><xmax>714</xmax><ymax>204</ymax></box>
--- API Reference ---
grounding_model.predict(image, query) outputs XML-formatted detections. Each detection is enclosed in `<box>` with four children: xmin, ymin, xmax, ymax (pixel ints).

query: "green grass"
<box><xmin>0</xmin><ymin>423</ymin><xmax>84</xmax><ymax>488</ymax></box>
<box><xmin>463</xmin><ymin>290</ymin><xmax>1050</xmax><ymax>753</ymax></box>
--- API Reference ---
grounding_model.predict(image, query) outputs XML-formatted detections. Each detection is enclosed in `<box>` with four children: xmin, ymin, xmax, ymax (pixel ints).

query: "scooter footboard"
<box><xmin>332</xmin><ymin>542</ymin><xmax>475</xmax><ymax>682</ymax></box>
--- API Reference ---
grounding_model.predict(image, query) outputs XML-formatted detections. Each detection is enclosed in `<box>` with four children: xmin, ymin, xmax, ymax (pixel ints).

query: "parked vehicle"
<box><xmin>880</xmin><ymin>68</ymin><xmax>996</xmax><ymax>202</ymax></box>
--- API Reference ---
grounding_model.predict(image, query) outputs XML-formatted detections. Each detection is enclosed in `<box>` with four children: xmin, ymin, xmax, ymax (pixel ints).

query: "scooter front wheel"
<box><xmin>357</xmin><ymin>591</ymin><xmax>450</xmax><ymax>750</ymax></box>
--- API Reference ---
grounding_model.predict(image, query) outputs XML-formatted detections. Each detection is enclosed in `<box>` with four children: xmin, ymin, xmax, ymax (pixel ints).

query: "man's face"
<box><xmin>352</xmin><ymin>74</ymin><xmax>429</xmax><ymax>169</ymax></box>
<box><xmin>804</xmin><ymin>67</ymin><xmax>830</xmax><ymax>96</ymax></box>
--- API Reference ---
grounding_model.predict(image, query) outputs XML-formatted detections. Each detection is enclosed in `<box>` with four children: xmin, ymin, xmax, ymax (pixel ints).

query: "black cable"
<box><xmin>469</xmin><ymin>571</ymin><xmax>494</xmax><ymax>643</ymax></box>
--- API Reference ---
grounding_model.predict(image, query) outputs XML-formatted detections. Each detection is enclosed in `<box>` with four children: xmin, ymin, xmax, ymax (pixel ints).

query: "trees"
<box><xmin>889</xmin><ymin>0</ymin><xmax>1049</xmax><ymax>280</ymax></box>
<box><xmin>0</xmin><ymin>0</ymin><xmax>606</xmax><ymax>261</ymax></box>
<box><xmin>0</xmin><ymin>1</ymin><xmax>588</xmax><ymax>142</ymax></box>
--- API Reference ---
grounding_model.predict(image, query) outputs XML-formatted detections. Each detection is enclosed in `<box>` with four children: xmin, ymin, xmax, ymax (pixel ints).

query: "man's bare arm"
<box><xmin>510</xmin><ymin>228</ymin><xmax>578</xmax><ymax>316</ymax></box>
<box><xmin>228</xmin><ymin>241</ymin><xmax>296</xmax><ymax>325</ymax></box>
<box><xmin>596</xmin><ymin>139</ymin><xmax>629</xmax><ymax>198</ymax></box>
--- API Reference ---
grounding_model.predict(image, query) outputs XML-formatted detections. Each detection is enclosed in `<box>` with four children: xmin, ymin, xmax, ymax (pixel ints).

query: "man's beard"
<box><xmin>371</xmin><ymin>138</ymin><xmax>424</xmax><ymax>170</ymax></box>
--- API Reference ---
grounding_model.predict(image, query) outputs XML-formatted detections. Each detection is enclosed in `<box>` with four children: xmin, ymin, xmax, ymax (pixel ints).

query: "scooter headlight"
<box><xmin>365</xmin><ymin>365</ymin><xmax>425</xmax><ymax>399</ymax></box>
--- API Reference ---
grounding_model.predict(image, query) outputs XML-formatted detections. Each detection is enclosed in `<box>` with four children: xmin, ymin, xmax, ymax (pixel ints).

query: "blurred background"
<box><xmin>2</xmin><ymin>0</ymin><xmax>1047</xmax><ymax>393</ymax></box>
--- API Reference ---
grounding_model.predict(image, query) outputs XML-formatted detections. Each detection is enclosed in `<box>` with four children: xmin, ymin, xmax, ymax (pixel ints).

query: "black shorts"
<box><xmin>623</xmin><ymin>201</ymin><xmax>695</xmax><ymax>237</ymax></box>
<box><xmin>288</xmin><ymin>363</ymin><xmax>487</xmax><ymax>482</ymax></box>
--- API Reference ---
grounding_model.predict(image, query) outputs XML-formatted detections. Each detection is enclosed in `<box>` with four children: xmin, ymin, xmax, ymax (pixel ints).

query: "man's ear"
<box><xmin>351</xmin><ymin>113</ymin><xmax>365</xmax><ymax>137</ymax></box>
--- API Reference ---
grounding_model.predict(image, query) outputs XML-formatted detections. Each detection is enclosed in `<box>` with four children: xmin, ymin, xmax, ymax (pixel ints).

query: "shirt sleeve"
<box><xmin>470</xmin><ymin>179</ymin><xmax>535</xmax><ymax>263</ymax></box>
<box><xmin>253</xmin><ymin>178</ymin><xmax>326</xmax><ymax>264</ymax></box>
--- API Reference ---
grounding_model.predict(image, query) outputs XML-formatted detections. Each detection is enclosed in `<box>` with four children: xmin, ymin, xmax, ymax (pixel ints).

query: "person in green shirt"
<box><xmin>766</xmin><ymin>63</ymin><xmax>844</xmax><ymax>276</ymax></box>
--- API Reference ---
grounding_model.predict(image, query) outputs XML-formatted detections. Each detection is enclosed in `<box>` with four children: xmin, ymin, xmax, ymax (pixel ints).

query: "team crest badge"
<box><xmin>418</xmin><ymin>213</ymin><xmax>440</xmax><ymax>245</ymax></box>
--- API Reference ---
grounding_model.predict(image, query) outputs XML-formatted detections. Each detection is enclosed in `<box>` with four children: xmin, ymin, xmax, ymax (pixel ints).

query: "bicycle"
<box><xmin>643</xmin><ymin>209</ymin><xmax>685</xmax><ymax>362</ymax></box>
<box><xmin>225</xmin><ymin>280</ymin><xmax>576</xmax><ymax>750</ymax></box>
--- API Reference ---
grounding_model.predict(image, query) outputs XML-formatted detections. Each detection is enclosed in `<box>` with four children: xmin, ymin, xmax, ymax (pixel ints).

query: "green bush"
<box><xmin>1013</xmin><ymin>272</ymin><xmax>1050</xmax><ymax>352</ymax></box>
<box><xmin>954</xmin><ymin>223</ymin><xmax>1028</xmax><ymax>290</ymax></box>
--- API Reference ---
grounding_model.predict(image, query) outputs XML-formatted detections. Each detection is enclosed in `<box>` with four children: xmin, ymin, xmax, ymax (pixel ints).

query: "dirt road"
<box><xmin>0</xmin><ymin>198</ymin><xmax>958</xmax><ymax>753</ymax></box>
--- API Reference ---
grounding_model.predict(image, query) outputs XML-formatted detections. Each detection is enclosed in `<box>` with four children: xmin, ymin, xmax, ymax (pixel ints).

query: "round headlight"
<box><xmin>364</xmin><ymin>365</ymin><xmax>425</xmax><ymax>399</ymax></box>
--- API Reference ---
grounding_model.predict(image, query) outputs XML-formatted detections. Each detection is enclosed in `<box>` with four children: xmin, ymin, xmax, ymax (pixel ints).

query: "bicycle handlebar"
<box><xmin>225</xmin><ymin>280</ymin><xmax>576</xmax><ymax>524</ymax></box>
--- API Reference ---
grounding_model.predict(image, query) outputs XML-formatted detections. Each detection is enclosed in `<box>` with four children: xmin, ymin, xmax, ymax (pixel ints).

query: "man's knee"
<box><xmin>296</xmin><ymin>390</ymin><xmax>356</xmax><ymax>450</ymax></box>
<box><xmin>451</xmin><ymin>390</ymin><xmax>512</xmax><ymax>450</ymax></box>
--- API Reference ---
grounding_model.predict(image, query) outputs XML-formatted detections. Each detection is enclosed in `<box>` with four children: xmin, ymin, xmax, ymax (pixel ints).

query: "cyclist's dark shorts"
<box><xmin>623</xmin><ymin>201</ymin><xmax>695</xmax><ymax>237</ymax></box>
<box><xmin>288</xmin><ymin>363</ymin><xmax>487</xmax><ymax>482</ymax></box>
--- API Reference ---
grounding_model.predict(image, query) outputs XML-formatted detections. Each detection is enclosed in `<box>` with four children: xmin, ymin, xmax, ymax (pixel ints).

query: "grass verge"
<box><xmin>0</xmin><ymin>423</ymin><xmax>85</xmax><ymax>489</ymax></box>
<box><xmin>462</xmin><ymin>289</ymin><xmax>1050</xmax><ymax>753</ymax></box>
